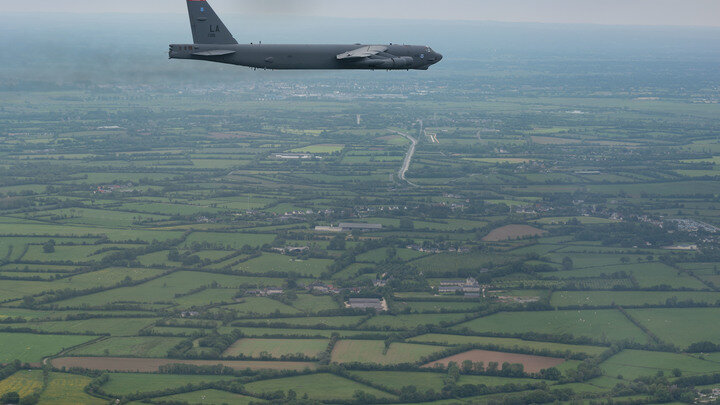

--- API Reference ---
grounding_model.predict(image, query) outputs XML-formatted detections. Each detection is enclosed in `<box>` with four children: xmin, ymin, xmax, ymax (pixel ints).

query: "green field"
<box><xmin>550</xmin><ymin>291</ymin><xmax>720</xmax><ymax>307</ymax></box>
<box><xmin>601</xmin><ymin>350</ymin><xmax>720</xmax><ymax>380</ymax></box>
<box><xmin>222</xmin><ymin>338</ymin><xmax>329</xmax><ymax>359</ymax></box>
<box><xmin>550</xmin><ymin>262</ymin><xmax>707</xmax><ymax>290</ymax></box>
<box><xmin>54</xmin><ymin>272</ymin><xmax>283</xmax><ymax>308</ymax></box>
<box><xmin>407</xmin><ymin>334</ymin><xmax>607</xmax><ymax>356</ymax></box>
<box><xmin>627</xmin><ymin>308</ymin><xmax>720</xmax><ymax>348</ymax></box>
<box><xmin>331</xmin><ymin>340</ymin><xmax>446</xmax><ymax>365</ymax></box>
<box><xmin>412</xmin><ymin>253</ymin><xmax>505</xmax><ymax>274</ymax></box>
<box><xmin>244</xmin><ymin>373</ymin><xmax>395</xmax><ymax>401</ymax></box>
<box><xmin>173</xmin><ymin>288</ymin><xmax>239</xmax><ymax>308</ymax></box>
<box><xmin>362</xmin><ymin>313</ymin><xmax>471</xmax><ymax>330</ymax></box>
<box><xmin>290</xmin><ymin>294</ymin><xmax>340</xmax><ymax>312</ymax></box>
<box><xmin>0</xmin><ymin>333</ymin><xmax>96</xmax><ymax>363</ymax></box>
<box><xmin>219</xmin><ymin>327</ymin><xmax>387</xmax><ymax>339</ymax></box>
<box><xmin>25</xmin><ymin>318</ymin><xmax>158</xmax><ymax>336</ymax></box>
<box><xmin>290</xmin><ymin>144</ymin><xmax>345</xmax><ymax>154</ymax></box>
<box><xmin>233</xmin><ymin>254</ymin><xmax>333</xmax><ymax>277</ymax></box>
<box><xmin>150</xmin><ymin>389</ymin><xmax>264</xmax><ymax>404</ymax></box>
<box><xmin>220</xmin><ymin>297</ymin><xmax>302</xmax><ymax>316</ymax></box>
<box><xmin>66</xmin><ymin>336</ymin><xmax>185</xmax><ymax>357</ymax></box>
<box><xmin>453</xmin><ymin>310</ymin><xmax>650</xmax><ymax>344</ymax></box>
<box><xmin>183</xmin><ymin>233</ymin><xmax>276</xmax><ymax>249</ymax></box>
<box><xmin>350</xmin><ymin>371</ymin><xmax>542</xmax><ymax>393</ymax></box>
<box><xmin>100</xmin><ymin>373</ymin><xmax>237</xmax><ymax>396</ymax></box>
<box><xmin>239</xmin><ymin>316</ymin><xmax>366</xmax><ymax>328</ymax></box>
<box><xmin>395</xmin><ymin>301</ymin><xmax>485</xmax><ymax>313</ymax></box>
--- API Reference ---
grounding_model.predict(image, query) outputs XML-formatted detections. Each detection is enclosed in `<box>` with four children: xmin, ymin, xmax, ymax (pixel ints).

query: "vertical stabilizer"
<box><xmin>187</xmin><ymin>0</ymin><xmax>238</xmax><ymax>45</ymax></box>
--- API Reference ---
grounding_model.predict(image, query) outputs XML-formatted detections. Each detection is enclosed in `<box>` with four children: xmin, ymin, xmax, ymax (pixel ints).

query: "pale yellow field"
<box><xmin>38</xmin><ymin>373</ymin><xmax>105</xmax><ymax>405</ymax></box>
<box><xmin>0</xmin><ymin>371</ymin><xmax>44</xmax><ymax>397</ymax></box>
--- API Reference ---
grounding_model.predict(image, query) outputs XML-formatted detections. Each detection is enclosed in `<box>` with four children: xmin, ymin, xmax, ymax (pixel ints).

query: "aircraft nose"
<box><xmin>436</xmin><ymin>53</ymin><xmax>443</xmax><ymax>62</ymax></box>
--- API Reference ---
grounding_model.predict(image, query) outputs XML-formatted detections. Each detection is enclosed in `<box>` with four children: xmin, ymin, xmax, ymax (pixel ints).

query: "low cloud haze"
<box><xmin>9</xmin><ymin>0</ymin><xmax>720</xmax><ymax>27</ymax></box>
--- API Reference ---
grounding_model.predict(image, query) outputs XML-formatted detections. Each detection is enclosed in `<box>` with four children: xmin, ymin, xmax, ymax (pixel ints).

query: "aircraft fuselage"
<box><xmin>170</xmin><ymin>43</ymin><xmax>442</xmax><ymax>70</ymax></box>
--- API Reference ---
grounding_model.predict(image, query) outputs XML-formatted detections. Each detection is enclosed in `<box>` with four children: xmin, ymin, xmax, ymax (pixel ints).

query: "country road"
<box><xmin>394</xmin><ymin>130</ymin><xmax>418</xmax><ymax>187</ymax></box>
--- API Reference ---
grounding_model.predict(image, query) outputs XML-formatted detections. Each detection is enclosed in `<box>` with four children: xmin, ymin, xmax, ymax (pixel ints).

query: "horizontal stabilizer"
<box><xmin>192</xmin><ymin>50</ymin><xmax>237</xmax><ymax>56</ymax></box>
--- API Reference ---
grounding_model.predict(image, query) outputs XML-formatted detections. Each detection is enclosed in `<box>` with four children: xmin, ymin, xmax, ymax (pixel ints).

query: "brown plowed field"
<box><xmin>51</xmin><ymin>357</ymin><xmax>317</xmax><ymax>373</ymax></box>
<box><xmin>422</xmin><ymin>349</ymin><xmax>564</xmax><ymax>373</ymax></box>
<box><xmin>482</xmin><ymin>225</ymin><xmax>546</xmax><ymax>241</ymax></box>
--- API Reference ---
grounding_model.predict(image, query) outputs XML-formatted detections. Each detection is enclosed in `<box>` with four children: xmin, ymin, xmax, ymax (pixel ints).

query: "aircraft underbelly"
<box><xmin>233</xmin><ymin>45</ymin><xmax>416</xmax><ymax>70</ymax></box>
<box><xmin>187</xmin><ymin>44</ymin><xmax>428</xmax><ymax>70</ymax></box>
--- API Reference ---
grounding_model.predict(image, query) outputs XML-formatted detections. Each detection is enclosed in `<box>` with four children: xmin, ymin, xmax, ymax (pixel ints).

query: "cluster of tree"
<box><xmin>325</xmin><ymin>237</ymin><xmax>406</xmax><ymax>277</ymax></box>
<box><xmin>156</xmin><ymin>318</ymin><xmax>218</xmax><ymax>329</ymax></box>
<box><xmin>96</xmin><ymin>233</ymin><xmax>191</xmax><ymax>268</ymax></box>
<box><xmin>560</xmin><ymin>358</ymin><xmax>603</xmax><ymax>383</ymax></box>
<box><xmin>556</xmin><ymin>298</ymin><xmax>720</xmax><ymax>311</ymax></box>
<box><xmin>0</xmin><ymin>391</ymin><xmax>39</xmax><ymax>405</ymax></box>
<box><xmin>166</xmin><ymin>339</ymin><xmax>194</xmax><ymax>358</ymax></box>
<box><xmin>231</xmin><ymin>312</ymin><xmax>371</xmax><ymax>329</ymax></box>
<box><xmin>0</xmin><ymin>273</ymin><xmax>63</xmax><ymax>282</ymax></box>
<box><xmin>0</xmin><ymin>360</ymin><xmax>22</xmax><ymax>381</ymax></box>
<box><xmin>0</xmin><ymin>317</ymin><xmax>28</xmax><ymax>324</ymax></box>
<box><xmin>167</xmin><ymin>248</ymin><xmax>205</xmax><ymax>266</ymax></box>
<box><xmin>186</xmin><ymin>329</ymin><xmax>244</xmax><ymax>359</ymax></box>
<box><xmin>42</xmin><ymin>239</ymin><xmax>56</xmax><ymax>253</ymax></box>
<box><xmin>575</xmin><ymin>222</ymin><xmax>679</xmax><ymax>248</ymax></box>
<box><xmin>612</xmin><ymin>373</ymin><xmax>696</xmax><ymax>403</ymax></box>
<box><xmin>92</xmin><ymin>379</ymin><xmax>223</xmax><ymax>403</ymax></box>
<box><xmin>687</xmin><ymin>341</ymin><xmax>720</xmax><ymax>353</ymax></box>
<box><xmin>0</xmin><ymin>361</ymin><xmax>45</xmax><ymax>405</ymax></box>
<box><xmin>318</xmin><ymin>333</ymin><xmax>340</xmax><ymax>365</ymax></box>
<box><xmin>327</xmin><ymin>234</ymin><xmax>347</xmax><ymax>250</ymax></box>
<box><xmin>159</xmin><ymin>363</ymin><xmax>237</xmax><ymax>376</ymax></box>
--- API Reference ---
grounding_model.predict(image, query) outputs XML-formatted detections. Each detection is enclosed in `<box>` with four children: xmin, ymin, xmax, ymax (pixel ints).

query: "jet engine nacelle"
<box><xmin>380</xmin><ymin>56</ymin><xmax>415</xmax><ymax>69</ymax></box>
<box><xmin>365</xmin><ymin>56</ymin><xmax>414</xmax><ymax>69</ymax></box>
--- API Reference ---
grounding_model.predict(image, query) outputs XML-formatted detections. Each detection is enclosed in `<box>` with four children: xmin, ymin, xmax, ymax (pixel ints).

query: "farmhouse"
<box><xmin>246</xmin><ymin>287</ymin><xmax>284</xmax><ymax>297</ymax></box>
<box><xmin>314</xmin><ymin>223</ymin><xmax>383</xmax><ymax>232</ymax></box>
<box><xmin>339</xmin><ymin>223</ymin><xmax>383</xmax><ymax>231</ymax></box>
<box><xmin>272</xmin><ymin>246</ymin><xmax>310</xmax><ymax>255</ymax></box>
<box><xmin>347</xmin><ymin>298</ymin><xmax>387</xmax><ymax>311</ymax></box>
<box><xmin>309</xmin><ymin>282</ymin><xmax>340</xmax><ymax>295</ymax></box>
<box><xmin>438</xmin><ymin>277</ymin><xmax>481</xmax><ymax>294</ymax></box>
<box><xmin>274</xmin><ymin>153</ymin><xmax>312</xmax><ymax>159</ymax></box>
<box><xmin>315</xmin><ymin>226</ymin><xmax>343</xmax><ymax>233</ymax></box>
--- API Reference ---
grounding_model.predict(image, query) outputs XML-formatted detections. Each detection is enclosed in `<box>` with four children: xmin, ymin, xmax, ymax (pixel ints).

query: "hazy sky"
<box><xmin>10</xmin><ymin>0</ymin><xmax>720</xmax><ymax>27</ymax></box>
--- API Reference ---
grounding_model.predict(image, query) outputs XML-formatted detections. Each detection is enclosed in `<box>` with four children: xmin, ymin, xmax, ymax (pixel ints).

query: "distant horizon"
<box><xmin>8</xmin><ymin>0</ymin><xmax>720</xmax><ymax>28</ymax></box>
<box><xmin>9</xmin><ymin>11</ymin><xmax>720</xmax><ymax>31</ymax></box>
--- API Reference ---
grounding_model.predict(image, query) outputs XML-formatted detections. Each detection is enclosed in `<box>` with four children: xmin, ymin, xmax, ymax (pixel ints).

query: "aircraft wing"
<box><xmin>337</xmin><ymin>45</ymin><xmax>388</xmax><ymax>60</ymax></box>
<box><xmin>192</xmin><ymin>50</ymin><xmax>237</xmax><ymax>57</ymax></box>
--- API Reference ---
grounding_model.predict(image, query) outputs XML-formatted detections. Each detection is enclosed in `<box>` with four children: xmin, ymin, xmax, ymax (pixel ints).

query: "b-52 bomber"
<box><xmin>170</xmin><ymin>0</ymin><xmax>443</xmax><ymax>71</ymax></box>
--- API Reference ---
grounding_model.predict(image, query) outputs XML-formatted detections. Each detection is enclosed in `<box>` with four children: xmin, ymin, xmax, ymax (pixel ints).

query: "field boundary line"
<box><xmin>616</xmin><ymin>306</ymin><xmax>663</xmax><ymax>346</ymax></box>
<box><xmin>667</xmin><ymin>262</ymin><xmax>718</xmax><ymax>291</ymax></box>
<box><xmin>44</xmin><ymin>335</ymin><xmax>110</xmax><ymax>366</ymax></box>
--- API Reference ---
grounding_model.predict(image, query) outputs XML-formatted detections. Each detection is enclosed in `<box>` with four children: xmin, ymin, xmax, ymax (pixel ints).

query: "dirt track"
<box><xmin>51</xmin><ymin>357</ymin><xmax>317</xmax><ymax>373</ymax></box>
<box><xmin>422</xmin><ymin>349</ymin><xmax>564</xmax><ymax>373</ymax></box>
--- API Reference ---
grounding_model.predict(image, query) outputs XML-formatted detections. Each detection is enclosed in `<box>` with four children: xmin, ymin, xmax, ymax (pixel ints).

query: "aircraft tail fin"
<box><xmin>187</xmin><ymin>0</ymin><xmax>238</xmax><ymax>45</ymax></box>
